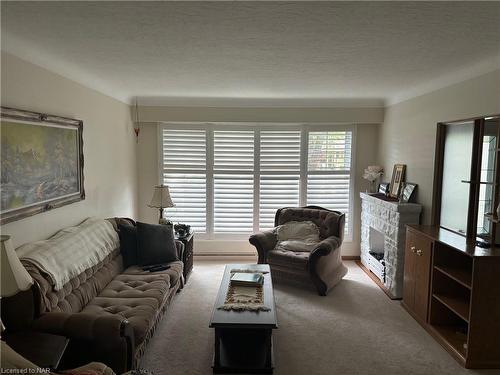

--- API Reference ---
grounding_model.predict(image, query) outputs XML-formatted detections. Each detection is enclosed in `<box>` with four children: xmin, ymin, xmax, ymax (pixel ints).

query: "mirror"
<box><xmin>440</xmin><ymin>121</ymin><xmax>474</xmax><ymax>235</ymax></box>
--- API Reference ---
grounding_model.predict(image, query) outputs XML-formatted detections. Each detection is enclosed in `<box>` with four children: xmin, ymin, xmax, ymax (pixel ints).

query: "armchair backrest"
<box><xmin>274</xmin><ymin>206</ymin><xmax>345</xmax><ymax>242</ymax></box>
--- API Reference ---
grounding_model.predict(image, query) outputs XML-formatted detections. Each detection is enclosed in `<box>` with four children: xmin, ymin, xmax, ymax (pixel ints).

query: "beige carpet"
<box><xmin>140</xmin><ymin>260</ymin><xmax>499</xmax><ymax>375</ymax></box>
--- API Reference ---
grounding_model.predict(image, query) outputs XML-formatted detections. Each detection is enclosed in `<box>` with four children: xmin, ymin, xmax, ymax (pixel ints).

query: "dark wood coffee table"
<box><xmin>210</xmin><ymin>264</ymin><xmax>278</xmax><ymax>374</ymax></box>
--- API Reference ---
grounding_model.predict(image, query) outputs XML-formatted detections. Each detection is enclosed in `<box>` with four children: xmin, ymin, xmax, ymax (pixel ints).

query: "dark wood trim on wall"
<box><xmin>466</xmin><ymin>119</ymin><xmax>484</xmax><ymax>243</ymax></box>
<box><xmin>431</xmin><ymin>123</ymin><xmax>446</xmax><ymax>226</ymax></box>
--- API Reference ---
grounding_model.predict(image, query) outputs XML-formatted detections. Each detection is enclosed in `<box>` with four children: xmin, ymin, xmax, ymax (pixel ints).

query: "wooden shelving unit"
<box><xmin>404</xmin><ymin>225</ymin><xmax>500</xmax><ymax>369</ymax></box>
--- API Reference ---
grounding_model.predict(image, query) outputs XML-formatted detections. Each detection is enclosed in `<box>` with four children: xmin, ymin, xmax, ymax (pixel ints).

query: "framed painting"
<box><xmin>0</xmin><ymin>106</ymin><xmax>84</xmax><ymax>224</ymax></box>
<box><xmin>389</xmin><ymin>164</ymin><xmax>406</xmax><ymax>198</ymax></box>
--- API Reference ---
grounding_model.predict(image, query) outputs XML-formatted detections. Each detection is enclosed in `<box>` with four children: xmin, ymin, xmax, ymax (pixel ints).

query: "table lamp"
<box><xmin>148</xmin><ymin>184</ymin><xmax>175</xmax><ymax>224</ymax></box>
<box><xmin>1</xmin><ymin>235</ymin><xmax>33</xmax><ymax>332</ymax></box>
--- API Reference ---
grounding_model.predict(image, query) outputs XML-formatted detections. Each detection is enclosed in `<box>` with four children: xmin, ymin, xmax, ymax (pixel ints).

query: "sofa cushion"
<box><xmin>267</xmin><ymin>249</ymin><xmax>310</xmax><ymax>270</ymax></box>
<box><xmin>136</xmin><ymin>222</ymin><xmax>178</xmax><ymax>266</ymax></box>
<box><xmin>98</xmin><ymin>274</ymin><xmax>170</xmax><ymax>306</ymax></box>
<box><xmin>82</xmin><ymin>296</ymin><xmax>159</xmax><ymax>345</ymax></box>
<box><xmin>23</xmin><ymin>249</ymin><xmax>123</xmax><ymax>313</ymax></box>
<box><xmin>117</xmin><ymin>223</ymin><xmax>138</xmax><ymax>267</ymax></box>
<box><xmin>123</xmin><ymin>261</ymin><xmax>183</xmax><ymax>288</ymax></box>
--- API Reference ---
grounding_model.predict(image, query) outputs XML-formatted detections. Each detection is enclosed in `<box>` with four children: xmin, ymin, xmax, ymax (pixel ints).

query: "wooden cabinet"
<box><xmin>403</xmin><ymin>228</ymin><xmax>432</xmax><ymax>324</ymax></box>
<box><xmin>175</xmin><ymin>230</ymin><xmax>194</xmax><ymax>282</ymax></box>
<box><xmin>403</xmin><ymin>224</ymin><xmax>500</xmax><ymax>369</ymax></box>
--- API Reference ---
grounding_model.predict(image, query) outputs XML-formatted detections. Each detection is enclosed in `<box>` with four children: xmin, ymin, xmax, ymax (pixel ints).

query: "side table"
<box><xmin>175</xmin><ymin>230</ymin><xmax>194</xmax><ymax>282</ymax></box>
<box><xmin>4</xmin><ymin>331</ymin><xmax>69</xmax><ymax>370</ymax></box>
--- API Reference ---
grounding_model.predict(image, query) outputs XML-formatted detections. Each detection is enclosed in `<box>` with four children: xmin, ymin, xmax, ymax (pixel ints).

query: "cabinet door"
<box><xmin>413</xmin><ymin>235</ymin><xmax>433</xmax><ymax>323</ymax></box>
<box><xmin>403</xmin><ymin>230</ymin><xmax>417</xmax><ymax>309</ymax></box>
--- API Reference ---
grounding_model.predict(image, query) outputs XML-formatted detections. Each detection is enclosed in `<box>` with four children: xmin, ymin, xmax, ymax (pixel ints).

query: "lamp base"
<box><xmin>159</xmin><ymin>218</ymin><xmax>173</xmax><ymax>225</ymax></box>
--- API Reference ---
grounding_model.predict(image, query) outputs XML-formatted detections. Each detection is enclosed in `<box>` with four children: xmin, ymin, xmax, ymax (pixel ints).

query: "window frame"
<box><xmin>158</xmin><ymin>122</ymin><xmax>356</xmax><ymax>242</ymax></box>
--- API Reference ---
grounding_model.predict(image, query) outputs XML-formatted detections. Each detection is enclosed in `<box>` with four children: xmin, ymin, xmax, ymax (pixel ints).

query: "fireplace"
<box><xmin>360</xmin><ymin>192</ymin><xmax>422</xmax><ymax>298</ymax></box>
<box><xmin>367</xmin><ymin>227</ymin><xmax>385</xmax><ymax>282</ymax></box>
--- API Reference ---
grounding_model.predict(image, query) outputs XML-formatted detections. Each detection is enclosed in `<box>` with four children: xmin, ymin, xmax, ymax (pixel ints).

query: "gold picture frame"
<box><xmin>389</xmin><ymin>164</ymin><xmax>406</xmax><ymax>198</ymax></box>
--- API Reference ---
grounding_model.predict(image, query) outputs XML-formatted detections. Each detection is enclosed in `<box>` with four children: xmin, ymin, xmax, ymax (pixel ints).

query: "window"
<box><xmin>259</xmin><ymin>130</ymin><xmax>301</xmax><ymax>230</ymax></box>
<box><xmin>160</xmin><ymin>124</ymin><xmax>354</xmax><ymax>239</ymax></box>
<box><xmin>213</xmin><ymin>130</ymin><xmax>254</xmax><ymax>233</ymax></box>
<box><xmin>161</xmin><ymin>129</ymin><xmax>207</xmax><ymax>232</ymax></box>
<box><xmin>307</xmin><ymin>131</ymin><xmax>352</xmax><ymax>231</ymax></box>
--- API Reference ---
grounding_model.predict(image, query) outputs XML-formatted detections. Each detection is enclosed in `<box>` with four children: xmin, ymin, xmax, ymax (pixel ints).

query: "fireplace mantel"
<box><xmin>360</xmin><ymin>192</ymin><xmax>422</xmax><ymax>298</ymax></box>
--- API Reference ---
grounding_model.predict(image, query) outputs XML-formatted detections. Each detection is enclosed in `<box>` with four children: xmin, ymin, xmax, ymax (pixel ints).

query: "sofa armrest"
<box><xmin>310</xmin><ymin>235</ymin><xmax>342</xmax><ymax>258</ymax></box>
<box><xmin>249</xmin><ymin>230</ymin><xmax>277</xmax><ymax>264</ymax></box>
<box><xmin>32</xmin><ymin>312</ymin><xmax>134</xmax><ymax>372</ymax></box>
<box><xmin>309</xmin><ymin>235</ymin><xmax>344</xmax><ymax>295</ymax></box>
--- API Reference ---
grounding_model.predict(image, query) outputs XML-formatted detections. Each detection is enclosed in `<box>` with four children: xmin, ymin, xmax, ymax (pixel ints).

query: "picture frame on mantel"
<box><xmin>0</xmin><ymin>106</ymin><xmax>85</xmax><ymax>224</ymax></box>
<box><xmin>389</xmin><ymin>164</ymin><xmax>406</xmax><ymax>198</ymax></box>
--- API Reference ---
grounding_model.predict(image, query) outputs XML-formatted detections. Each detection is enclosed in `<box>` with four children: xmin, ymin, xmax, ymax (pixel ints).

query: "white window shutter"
<box><xmin>213</xmin><ymin>130</ymin><xmax>254</xmax><ymax>233</ymax></box>
<box><xmin>307</xmin><ymin>131</ymin><xmax>353</xmax><ymax>233</ymax></box>
<box><xmin>259</xmin><ymin>130</ymin><xmax>301</xmax><ymax>230</ymax></box>
<box><xmin>162</xmin><ymin>129</ymin><xmax>207</xmax><ymax>232</ymax></box>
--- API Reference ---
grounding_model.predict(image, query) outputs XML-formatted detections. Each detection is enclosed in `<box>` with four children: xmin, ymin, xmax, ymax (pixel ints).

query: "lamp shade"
<box><xmin>148</xmin><ymin>185</ymin><xmax>175</xmax><ymax>209</ymax></box>
<box><xmin>1</xmin><ymin>235</ymin><xmax>33</xmax><ymax>297</ymax></box>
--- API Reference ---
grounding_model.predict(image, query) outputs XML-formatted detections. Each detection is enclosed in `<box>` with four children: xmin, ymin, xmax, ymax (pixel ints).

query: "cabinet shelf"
<box><xmin>460</xmin><ymin>180</ymin><xmax>498</xmax><ymax>185</ymax></box>
<box><xmin>432</xmin><ymin>294</ymin><xmax>470</xmax><ymax>323</ymax></box>
<box><xmin>429</xmin><ymin>324</ymin><xmax>467</xmax><ymax>361</ymax></box>
<box><xmin>434</xmin><ymin>265</ymin><xmax>472</xmax><ymax>289</ymax></box>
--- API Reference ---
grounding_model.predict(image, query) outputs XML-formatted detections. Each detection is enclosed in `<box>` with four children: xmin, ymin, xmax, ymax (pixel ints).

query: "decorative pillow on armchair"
<box><xmin>136</xmin><ymin>222</ymin><xmax>178</xmax><ymax>266</ymax></box>
<box><xmin>275</xmin><ymin>220</ymin><xmax>320</xmax><ymax>252</ymax></box>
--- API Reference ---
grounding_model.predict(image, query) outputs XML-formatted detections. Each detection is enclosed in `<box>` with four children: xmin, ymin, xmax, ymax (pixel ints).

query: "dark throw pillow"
<box><xmin>118</xmin><ymin>223</ymin><xmax>138</xmax><ymax>267</ymax></box>
<box><xmin>136</xmin><ymin>222</ymin><xmax>178</xmax><ymax>266</ymax></box>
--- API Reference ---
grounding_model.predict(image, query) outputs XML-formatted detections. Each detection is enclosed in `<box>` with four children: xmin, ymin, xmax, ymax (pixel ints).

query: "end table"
<box><xmin>175</xmin><ymin>230</ymin><xmax>194</xmax><ymax>282</ymax></box>
<box><xmin>4</xmin><ymin>331</ymin><xmax>69</xmax><ymax>370</ymax></box>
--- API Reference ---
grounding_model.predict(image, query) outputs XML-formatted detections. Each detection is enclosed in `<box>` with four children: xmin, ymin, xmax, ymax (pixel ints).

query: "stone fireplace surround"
<box><xmin>360</xmin><ymin>192</ymin><xmax>422</xmax><ymax>299</ymax></box>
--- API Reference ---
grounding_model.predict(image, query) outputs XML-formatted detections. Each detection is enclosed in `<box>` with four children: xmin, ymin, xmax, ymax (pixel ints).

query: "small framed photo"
<box><xmin>378</xmin><ymin>183</ymin><xmax>389</xmax><ymax>195</ymax></box>
<box><xmin>389</xmin><ymin>164</ymin><xmax>406</xmax><ymax>198</ymax></box>
<box><xmin>400</xmin><ymin>183</ymin><xmax>417</xmax><ymax>203</ymax></box>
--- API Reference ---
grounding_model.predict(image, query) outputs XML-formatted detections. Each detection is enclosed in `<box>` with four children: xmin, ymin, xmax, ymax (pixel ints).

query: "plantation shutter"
<box><xmin>162</xmin><ymin>128</ymin><xmax>207</xmax><ymax>232</ymax></box>
<box><xmin>259</xmin><ymin>130</ymin><xmax>301</xmax><ymax>230</ymax></box>
<box><xmin>307</xmin><ymin>131</ymin><xmax>352</xmax><ymax>232</ymax></box>
<box><xmin>213</xmin><ymin>130</ymin><xmax>254</xmax><ymax>233</ymax></box>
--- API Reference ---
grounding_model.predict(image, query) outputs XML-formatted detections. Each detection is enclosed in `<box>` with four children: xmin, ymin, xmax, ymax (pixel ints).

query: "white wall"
<box><xmin>136</xmin><ymin>107</ymin><xmax>383</xmax><ymax>256</ymax></box>
<box><xmin>379</xmin><ymin>69</ymin><xmax>500</xmax><ymax>225</ymax></box>
<box><xmin>0</xmin><ymin>52</ymin><xmax>138</xmax><ymax>247</ymax></box>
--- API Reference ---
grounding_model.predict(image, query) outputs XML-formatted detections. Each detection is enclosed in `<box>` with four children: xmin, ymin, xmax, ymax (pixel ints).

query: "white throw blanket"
<box><xmin>19</xmin><ymin>218</ymin><xmax>119</xmax><ymax>291</ymax></box>
<box><xmin>275</xmin><ymin>220</ymin><xmax>320</xmax><ymax>252</ymax></box>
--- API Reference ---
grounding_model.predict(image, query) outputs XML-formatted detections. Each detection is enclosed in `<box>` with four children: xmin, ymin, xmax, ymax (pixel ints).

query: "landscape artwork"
<box><xmin>0</xmin><ymin>107</ymin><xmax>84</xmax><ymax>224</ymax></box>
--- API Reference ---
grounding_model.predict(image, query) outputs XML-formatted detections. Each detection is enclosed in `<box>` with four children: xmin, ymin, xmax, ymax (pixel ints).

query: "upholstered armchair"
<box><xmin>249</xmin><ymin>206</ymin><xmax>347</xmax><ymax>296</ymax></box>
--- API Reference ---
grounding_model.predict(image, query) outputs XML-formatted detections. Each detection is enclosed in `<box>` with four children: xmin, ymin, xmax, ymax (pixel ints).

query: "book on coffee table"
<box><xmin>230</xmin><ymin>272</ymin><xmax>263</xmax><ymax>286</ymax></box>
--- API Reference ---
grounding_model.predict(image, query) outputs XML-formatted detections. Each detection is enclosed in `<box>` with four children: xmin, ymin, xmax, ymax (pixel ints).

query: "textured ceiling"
<box><xmin>2</xmin><ymin>1</ymin><xmax>500</xmax><ymax>106</ymax></box>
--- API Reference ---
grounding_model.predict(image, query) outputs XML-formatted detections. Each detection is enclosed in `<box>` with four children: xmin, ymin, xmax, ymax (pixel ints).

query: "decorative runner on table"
<box><xmin>217</xmin><ymin>269</ymin><xmax>271</xmax><ymax>312</ymax></box>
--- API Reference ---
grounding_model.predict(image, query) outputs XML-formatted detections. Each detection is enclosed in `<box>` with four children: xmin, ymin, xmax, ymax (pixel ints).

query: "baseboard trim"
<box><xmin>195</xmin><ymin>254</ymin><xmax>361</xmax><ymax>259</ymax></box>
<box><xmin>194</xmin><ymin>253</ymin><xmax>256</xmax><ymax>257</ymax></box>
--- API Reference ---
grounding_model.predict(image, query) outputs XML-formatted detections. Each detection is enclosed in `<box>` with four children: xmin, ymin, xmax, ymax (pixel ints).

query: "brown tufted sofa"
<box><xmin>249</xmin><ymin>206</ymin><xmax>347</xmax><ymax>296</ymax></box>
<box><xmin>18</xmin><ymin>218</ymin><xmax>184</xmax><ymax>373</ymax></box>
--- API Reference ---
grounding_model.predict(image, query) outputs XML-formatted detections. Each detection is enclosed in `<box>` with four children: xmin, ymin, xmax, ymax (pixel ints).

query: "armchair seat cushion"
<box><xmin>267</xmin><ymin>249</ymin><xmax>310</xmax><ymax>270</ymax></box>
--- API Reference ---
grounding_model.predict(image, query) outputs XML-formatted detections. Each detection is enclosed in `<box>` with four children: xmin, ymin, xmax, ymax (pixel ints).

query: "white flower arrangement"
<box><xmin>363</xmin><ymin>166</ymin><xmax>384</xmax><ymax>193</ymax></box>
<box><xmin>363</xmin><ymin>165</ymin><xmax>384</xmax><ymax>182</ymax></box>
